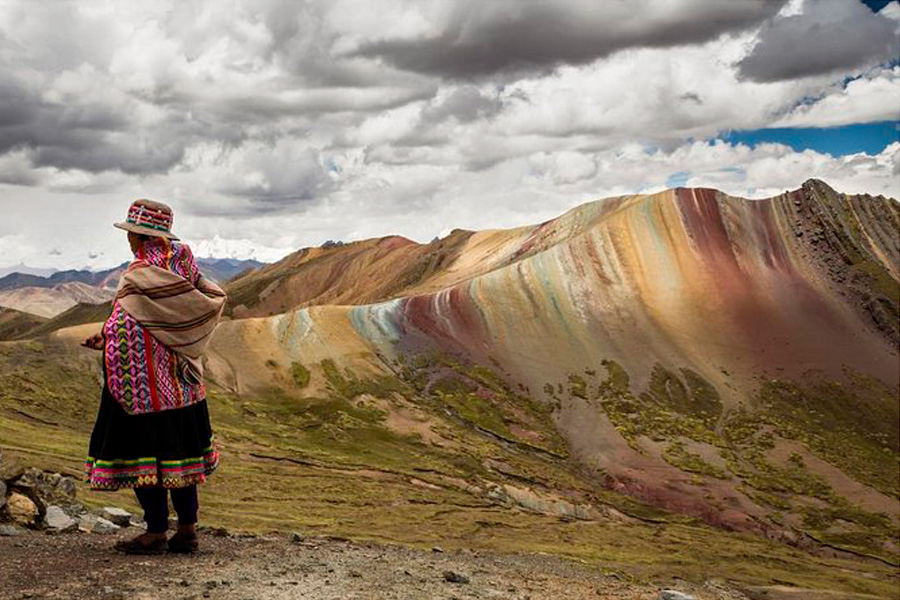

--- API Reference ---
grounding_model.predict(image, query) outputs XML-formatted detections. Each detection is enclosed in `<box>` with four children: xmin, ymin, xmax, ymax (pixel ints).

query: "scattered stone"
<box><xmin>57</xmin><ymin>478</ymin><xmax>76</xmax><ymax>498</ymax></box>
<box><xmin>12</xmin><ymin>469</ymin><xmax>81</xmax><ymax>518</ymax></box>
<box><xmin>102</xmin><ymin>507</ymin><xmax>132</xmax><ymax>527</ymax></box>
<box><xmin>443</xmin><ymin>570</ymin><xmax>470</xmax><ymax>584</ymax></box>
<box><xmin>92</xmin><ymin>517</ymin><xmax>121</xmax><ymax>535</ymax></box>
<box><xmin>0</xmin><ymin>478</ymin><xmax>6</xmax><ymax>509</ymax></box>
<box><xmin>78</xmin><ymin>513</ymin><xmax>99</xmax><ymax>533</ymax></box>
<box><xmin>290</xmin><ymin>531</ymin><xmax>304</xmax><ymax>543</ymax></box>
<box><xmin>200</xmin><ymin>526</ymin><xmax>229</xmax><ymax>537</ymax></box>
<box><xmin>6</xmin><ymin>492</ymin><xmax>38</xmax><ymax>526</ymax></box>
<box><xmin>659</xmin><ymin>591</ymin><xmax>696</xmax><ymax>600</ymax></box>
<box><xmin>44</xmin><ymin>505</ymin><xmax>78</xmax><ymax>533</ymax></box>
<box><xmin>0</xmin><ymin>524</ymin><xmax>23</xmax><ymax>536</ymax></box>
<box><xmin>432</xmin><ymin>546</ymin><xmax>444</xmax><ymax>553</ymax></box>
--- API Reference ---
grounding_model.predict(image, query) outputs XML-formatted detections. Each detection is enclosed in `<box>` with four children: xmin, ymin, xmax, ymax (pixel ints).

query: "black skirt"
<box><xmin>85</xmin><ymin>381</ymin><xmax>219</xmax><ymax>490</ymax></box>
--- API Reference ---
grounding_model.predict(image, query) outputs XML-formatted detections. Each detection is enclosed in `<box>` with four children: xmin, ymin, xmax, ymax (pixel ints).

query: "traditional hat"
<box><xmin>113</xmin><ymin>198</ymin><xmax>179</xmax><ymax>240</ymax></box>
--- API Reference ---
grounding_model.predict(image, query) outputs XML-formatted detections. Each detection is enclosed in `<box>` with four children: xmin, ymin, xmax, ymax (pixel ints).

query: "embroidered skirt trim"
<box><xmin>84</xmin><ymin>440</ymin><xmax>219</xmax><ymax>490</ymax></box>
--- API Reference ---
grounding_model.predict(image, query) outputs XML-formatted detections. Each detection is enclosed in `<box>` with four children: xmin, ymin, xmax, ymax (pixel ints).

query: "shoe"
<box><xmin>114</xmin><ymin>534</ymin><xmax>168</xmax><ymax>555</ymax></box>
<box><xmin>167</xmin><ymin>530</ymin><xmax>199</xmax><ymax>554</ymax></box>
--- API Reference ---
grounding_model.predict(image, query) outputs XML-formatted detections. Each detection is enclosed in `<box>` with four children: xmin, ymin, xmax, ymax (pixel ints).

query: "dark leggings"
<box><xmin>133</xmin><ymin>485</ymin><xmax>199</xmax><ymax>534</ymax></box>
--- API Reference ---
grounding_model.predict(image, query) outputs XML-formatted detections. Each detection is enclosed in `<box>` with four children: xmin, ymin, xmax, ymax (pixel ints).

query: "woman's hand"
<box><xmin>81</xmin><ymin>333</ymin><xmax>104</xmax><ymax>351</ymax></box>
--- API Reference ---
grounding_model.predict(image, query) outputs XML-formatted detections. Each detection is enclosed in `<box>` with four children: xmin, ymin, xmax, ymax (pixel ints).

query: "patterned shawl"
<box><xmin>103</xmin><ymin>238</ymin><xmax>227</xmax><ymax>415</ymax></box>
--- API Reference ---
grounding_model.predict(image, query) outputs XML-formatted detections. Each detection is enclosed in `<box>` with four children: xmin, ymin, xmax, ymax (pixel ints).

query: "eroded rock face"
<box><xmin>6</xmin><ymin>492</ymin><xmax>38</xmax><ymax>526</ymax></box>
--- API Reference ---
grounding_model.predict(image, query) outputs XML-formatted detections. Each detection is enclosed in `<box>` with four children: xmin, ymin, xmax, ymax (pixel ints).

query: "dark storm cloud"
<box><xmin>421</xmin><ymin>86</ymin><xmax>504</xmax><ymax>123</ymax></box>
<box><xmin>0</xmin><ymin>0</ymin><xmax>437</xmax><ymax>183</ymax></box>
<box><xmin>738</xmin><ymin>0</ymin><xmax>900</xmax><ymax>82</ymax></box>
<box><xmin>206</xmin><ymin>144</ymin><xmax>337</xmax><ymax>216</ymax></box>
<box><xmin>347</xmin><ymin>0</ymin><xmax>788</xmax><ymax>79</ymax></box>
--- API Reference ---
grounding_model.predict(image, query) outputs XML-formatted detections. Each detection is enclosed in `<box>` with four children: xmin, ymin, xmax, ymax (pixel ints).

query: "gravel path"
<box><xmin>0</xmin><ymin>529</ymin><xmax>712</xmax><ymax>600</ymax></box>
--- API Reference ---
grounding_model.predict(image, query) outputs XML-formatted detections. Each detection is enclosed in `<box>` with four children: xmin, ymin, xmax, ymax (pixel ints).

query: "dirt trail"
<box><xmin>0</xmin><ymin>529</ymin><xmax>749</xmax><ymax>600</ymax></box>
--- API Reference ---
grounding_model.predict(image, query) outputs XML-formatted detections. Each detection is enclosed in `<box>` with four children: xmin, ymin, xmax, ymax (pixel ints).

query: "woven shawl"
<box><xmin>103</xmin><ymin>239</ymin><xmax>227</xmax><ymax>415</ymax></box>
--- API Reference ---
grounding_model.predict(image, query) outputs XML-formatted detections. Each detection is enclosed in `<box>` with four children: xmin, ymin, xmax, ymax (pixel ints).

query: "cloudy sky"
<box><xmin>0</xmin><ymin>0</ymin><xmax>898</xmax><ymax>271</ymax></box>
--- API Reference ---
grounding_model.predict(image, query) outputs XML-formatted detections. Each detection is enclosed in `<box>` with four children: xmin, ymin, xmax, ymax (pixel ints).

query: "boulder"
<box><xmin>102</xmin><ymin>506</ymin><xmax>132</xmax><ymax>527</ymax></box>
<box><xmin>44</xmin><ymin>505</ymin><xmax>78</xmax><ymax>533</ymax></box>
<box><xmin>7</xmin><ymin>492</ymin><xmax>38</xmax><ymax>526</ymax></box>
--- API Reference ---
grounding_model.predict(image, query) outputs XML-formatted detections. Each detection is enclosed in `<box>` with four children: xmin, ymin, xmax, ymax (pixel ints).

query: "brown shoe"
<box><xmin>167</xmin><ymin>530</ymin><xmax>199</xmax><ymax>554</ymax></box>
<box><xmin>114</xmin><ymin>533</ymin><xmax>167</xmax><ymax>555</ymax></box>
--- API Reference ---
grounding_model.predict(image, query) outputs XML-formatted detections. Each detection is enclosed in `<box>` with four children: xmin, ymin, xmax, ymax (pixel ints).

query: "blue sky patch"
<box><xmin>721</xmin><ymin>121</ymin><xmax>900</xmax><ymax>157</ymax></box>
<box><xmin>861</xmin><ymin>0</ymin><xmax>894</xmax><ymax>12</ymax></box>
<box><xmin>665</xmin><ymin>171</ymin><xmax>691</xmax><ymax>188</ymax></box>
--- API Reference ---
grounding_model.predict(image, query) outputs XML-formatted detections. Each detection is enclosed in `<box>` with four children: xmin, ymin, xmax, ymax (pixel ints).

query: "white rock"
<box><xmin>92</xmin><ymin>517</ymin><xmax>121</xmax><ymax>535</ymax></box>
<box><xmin>0</xmin><ymin>524</ymin><xmax>22</xmax><ymax>536</ymax></box>
<box><xmin>44</xmin><ymin>505</ymin><xmax>78</xmax><ymax>532</ymax></box>
<box><xmin>78</xmin><ymin>513</ymin><xmax>98</xmax><ymax>533</ymax></box>
<box><xmin>659</xmin><ymin>591</ymin><xmax>696</xmax><ymax>600</ymax></box>
<box><xmin>102</xmin><ymin>506</ymin><xmax>132</xmax><ymax>527</ymax></box>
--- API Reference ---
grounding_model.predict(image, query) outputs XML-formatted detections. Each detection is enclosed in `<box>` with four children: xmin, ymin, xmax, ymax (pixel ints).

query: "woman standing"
<box><xmin>82</xmin><ymin>199</ymin><xmax>226</xmax><ymax>555</ymax></box>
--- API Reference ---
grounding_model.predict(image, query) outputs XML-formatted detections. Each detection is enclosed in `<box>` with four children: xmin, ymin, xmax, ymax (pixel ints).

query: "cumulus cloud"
<box><xmin>0</xmin><ymin>0</ymin><xmax>897</xmax><ymax>271</ymax></box>
<box><xmin>738</xmin><ymin>0</ymin><xmax>900</xmax><ymax>82</ymax></box>
<box><xmin>771</xmin><ymin>66</ymin><xmax>900</xmax><ymax>127</ymax></box>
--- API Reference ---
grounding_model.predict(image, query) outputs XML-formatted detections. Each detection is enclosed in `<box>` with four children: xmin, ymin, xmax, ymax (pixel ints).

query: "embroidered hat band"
<box><xmin>114</xmin><ymin>199</ymin><xmax>179</xmax><ymax>240</ymax></box>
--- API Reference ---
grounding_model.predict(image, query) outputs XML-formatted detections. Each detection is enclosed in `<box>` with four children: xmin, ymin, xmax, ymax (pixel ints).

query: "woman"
<box><xmin>82</xmin><ymin>198</ymin><xmax>227</xmax><ymax>555</ymax></box>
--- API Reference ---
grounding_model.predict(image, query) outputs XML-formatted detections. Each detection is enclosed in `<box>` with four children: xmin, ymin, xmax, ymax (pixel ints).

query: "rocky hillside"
<box><xmin>0</xmin><ymin>257</ymin><xmax>265</xmax><ymax>331</ymax></box>
<box><xmin>0</xmin><ymin>282</ymin><xmax>114</xmax><ymax>318</ymax></box>
<box><xmin>0</xmin><ymin>307</ymin><xmax>46</xmax><ymax>340</ymax></box>
<box><xmin>1</xmin><ymin>179</ymin><xmax>898</xmax><ymax>597</ymax></box>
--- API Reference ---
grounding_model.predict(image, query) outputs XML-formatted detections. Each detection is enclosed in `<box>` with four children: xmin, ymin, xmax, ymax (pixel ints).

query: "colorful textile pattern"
<box><xmin>126</xmin><ymin>200</ymin><xmax>174</xmax><ymax>235</ymax></box>
<box><xmin>116</xmin><ymin>250</ymin><xmax>227</xmax><ymax>385</ymax></box>
<box><xmin>85</xmin><ymin>439</ymin><xmax>219</xmax><ymax>489</ymax></box>
<box><xmin>102</xmin><ymin>238</ymin><xmax>217</xmax><ymax>415</ymax></box>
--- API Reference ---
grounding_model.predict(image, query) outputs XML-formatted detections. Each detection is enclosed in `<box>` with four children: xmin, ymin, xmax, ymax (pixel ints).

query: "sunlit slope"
<box><xmin>346</xmin><ymin>179</ymin><xmax>898</xmax><ymax>389</ymax></box>
<box><xmin>223</xmin><ymin>193</ymin><xmax>634</xmax><ymax>318</ymax></box>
